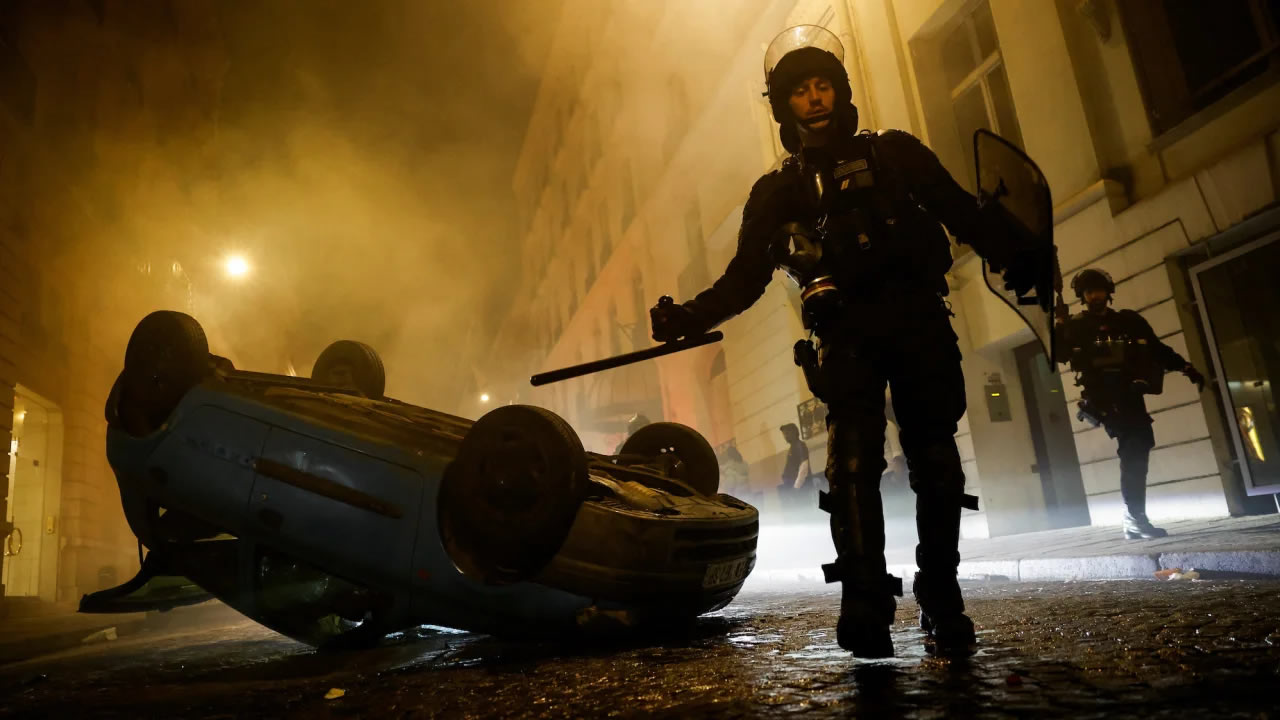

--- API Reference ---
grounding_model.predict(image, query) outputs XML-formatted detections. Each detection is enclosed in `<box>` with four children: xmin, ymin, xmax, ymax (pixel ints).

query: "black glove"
<box><xmin>968</xmin><ymin>204</ymin><xmax>1045</xmax><ymax>304</ymax></box>
<box><xmin>650</xmin><ymin>296</ymin><xmax>701</xmax><ymax>343</ymax></box>
<box><xmin>1183</xmin><ymin>364</ymin><xmax>1206</xmax><ymax>392</ymax></box>
<box><xmin>999</xmin><ymin>247</ymin><xmax>1044</xmax><ymax>301</ymax></box>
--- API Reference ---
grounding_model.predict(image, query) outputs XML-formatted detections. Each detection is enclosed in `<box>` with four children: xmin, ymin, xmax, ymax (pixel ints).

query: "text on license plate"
<box><xmin>702</xmin><ymin>557</ymin><xmax>750</xmax><ymax>588</ymax></box>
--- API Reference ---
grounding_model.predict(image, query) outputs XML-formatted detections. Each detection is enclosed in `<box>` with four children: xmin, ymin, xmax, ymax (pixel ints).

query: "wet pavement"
<box><xmin>1</xmin><ymin>579</ymin><xmax>1278</xmax><ymax>718</ymax></box>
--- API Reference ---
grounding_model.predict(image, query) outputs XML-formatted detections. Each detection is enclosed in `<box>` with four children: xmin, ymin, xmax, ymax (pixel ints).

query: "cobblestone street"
<box><xmin>2</xmin><ymin>579</ymin><xmax>1277</xmax><ymax>718</ymax></box>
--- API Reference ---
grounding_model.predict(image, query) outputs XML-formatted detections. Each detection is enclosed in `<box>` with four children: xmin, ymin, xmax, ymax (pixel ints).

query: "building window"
<box><xmin>563</xmin><ymin>179</ymin><xmax>575</xmax><ymax>228</ymax></box>
<box><xmin>590</xmin><ymin>223</ymin><xmax>602</xmax><ymax>273</ymax></box>
<box><xmin>1120</xmin><ymin>0</ymin><xmax>1280</xmax><ymax>136</ymax></box>
<box><xmin>941</xmin><ymin>0</ymin><xmax>1022</xmax><ymax>192</ymax></box>
<box><xmin>1191</xmin><ymin>231</ymin><xmax>1280</xmax><ymax>495</ymax></box>
<box><xmin>678</xmin><ymin>202</ymin><xmax>709</xmax><ymax>300</ymax></box>
<box><xmin>584</xmin><ymin>244</ymin><xmax>597</xmax><ymax>293</ymax></box>
<box><xmin>609</xmin><ymin>300</ymin><xmax>623</xmax><ymax>355</ymax></box>
<box><xmin>586</xmin><ymin>112</ymin><xmax>602</xmax><ymax>173</ymax></box>
<box><xmin>598</xmin><ymin>204</ymin><xmax>613</xmax><ymax>262</ymax></box>
<box><xmin>630</xmin><ymin>272</ymin><xmax>646</xmax><ymax>350</ymax></box>
<box><xmin>567</xmin><ymin>259</ymin><xmax>579</xmax><ymax>320</ymax></box>
<box><xmin>620</xmin><ymin>164</ymin><xmax>636</xmax><ymax>234</ymax></box>
<box><xmin>664</xmin><ymin>75</ymin><xmax>689</xmax><ymax>159</ymax></box>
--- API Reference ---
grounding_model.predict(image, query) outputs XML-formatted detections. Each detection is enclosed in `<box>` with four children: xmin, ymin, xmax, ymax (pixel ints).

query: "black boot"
<box><xmin>913</xmin><ymin>567</ymin><xmax>975</xmax><ymax>656</ymax></box>
<box><xmin>819</xmin><ymin>484</ymin><xmax>899</xmax><ymax>658</ymax></box>
<box><xmin>1123</xmin><ymin>512</ymin><xmax>1168</xmax><ymax>539</ymax></box>
<box><xmin>829</xmin><ymin>562</ymin><xmax>899</xmax><ymax>658</ymax></box>
<box><xmin>1117</xmin><ymin>424</ymin><xmax>1162</xmax><ymax>539</ymax></box>
<box><xmin>914</xmin><ymin>488</ymin><xmax>976</xmax><ymax>657</ymax></box>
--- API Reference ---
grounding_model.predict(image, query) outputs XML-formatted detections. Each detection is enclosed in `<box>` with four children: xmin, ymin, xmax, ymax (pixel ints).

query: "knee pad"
<box><xmin>907</xmin><ymin>441</ymin><xmax>964</xmax><ymax>495</ymax></box>
<box><xmin>818</xmin><ymin>471</ymin><xmax>881</xmax><ymax>516</ymax></box>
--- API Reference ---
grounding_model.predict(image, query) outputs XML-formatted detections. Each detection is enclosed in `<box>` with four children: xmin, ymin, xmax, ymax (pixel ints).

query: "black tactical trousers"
<box><xmin>1111</xmin><ymin>419</ymin><xmax>1156</xmax><ymax>519</ymax></box>
<box><xmin>815</xmin><ymin>301</ymin><xmax>969</xmax><ymax>616</ymax></box>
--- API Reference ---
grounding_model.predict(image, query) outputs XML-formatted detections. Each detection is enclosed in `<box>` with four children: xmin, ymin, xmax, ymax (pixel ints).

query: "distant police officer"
<box><xmin>613</xmin><ymin>413</ymin><xmax>652</xmax><ymax>455</ymax></box>
<box><xmin>779</xmin><ymin>423</ymin><xmax>814</xmax><ymax>516</ymax></box>
<box><xmin>1057</xmin><ymin>268</ymin><xmax>1206</xmax><ymax>539</ymax></box>
<box><xmin>648</xmin><ymin>26</ymin><xmax>1043</xmax><ymax>658</ymax></box>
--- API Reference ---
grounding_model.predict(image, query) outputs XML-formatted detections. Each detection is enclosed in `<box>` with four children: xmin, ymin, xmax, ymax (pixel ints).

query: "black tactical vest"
<box><xmin>783</xmin><ymin>131</ymin><xmax>953</xmax><ymax>302</ymax></box>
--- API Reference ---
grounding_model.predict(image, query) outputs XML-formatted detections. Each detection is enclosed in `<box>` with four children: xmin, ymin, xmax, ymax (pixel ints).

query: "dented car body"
<box><xmin>81</xmin><ymin>312</ymin><xmax>758</xmax><ymax>647</ymax></box>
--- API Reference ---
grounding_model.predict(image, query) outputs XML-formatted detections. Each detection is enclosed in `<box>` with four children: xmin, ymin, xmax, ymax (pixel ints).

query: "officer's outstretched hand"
<box><xmin>1183</xmin><ymin>364</ymin><xmax>1206</xmax><ymax>392</ymax></box>
<box><xmin>650</xmin><ymin>296</ymin><xmax>701</xmax><ymax>343</ymax></box>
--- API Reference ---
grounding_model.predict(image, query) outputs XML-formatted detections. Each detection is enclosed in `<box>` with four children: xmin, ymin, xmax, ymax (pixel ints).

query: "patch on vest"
<box><xmin>833</xmin><ymin>158</ymin><xmax>868</xmax><ymax>179</ymax></box>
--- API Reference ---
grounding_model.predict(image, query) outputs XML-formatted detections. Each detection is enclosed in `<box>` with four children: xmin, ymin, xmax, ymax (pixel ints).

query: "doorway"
<box><xmin>1191</xmin><ymin>231</ymin><xmax>1280</xmax><ymax>497</ymax></box>
<box><xmin>3</xmin><ymin>386</ymin><xmax>63</xmax><ymax>601</ymax></box>
<box><xmin>1014</xmin><ymin>342</ymin><xmax>1091</xmax><ymax>528</ymax></box>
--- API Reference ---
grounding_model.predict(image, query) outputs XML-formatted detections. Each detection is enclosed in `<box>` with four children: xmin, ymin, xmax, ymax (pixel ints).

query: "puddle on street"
<box><xmin>3</xmin><ymin>581</ymin><xmax>1278</xmax><ymax>718</ymax></box>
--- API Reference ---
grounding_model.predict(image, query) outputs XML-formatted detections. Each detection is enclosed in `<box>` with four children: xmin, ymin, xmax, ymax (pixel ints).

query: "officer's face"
<box><xmin>1084</xmin><ymin>288</ymin><xmax>1109</xmax><ymax>310</ymax></box>
<box><xmin>789</xmin><ymin>75</ymin><xmax>835</xmax><ymax>130</ymax></box>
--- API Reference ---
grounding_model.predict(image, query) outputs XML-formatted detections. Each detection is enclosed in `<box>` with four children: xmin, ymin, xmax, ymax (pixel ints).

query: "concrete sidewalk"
<box><xmin>0</xmin><ymin>601</ymin><xmax>237</xmax><ymax>666</ymax></box>
<box><xmin>750</xmin><ymin>514</ymin><xmax>1280</xmax><ymax>585</ymax></box>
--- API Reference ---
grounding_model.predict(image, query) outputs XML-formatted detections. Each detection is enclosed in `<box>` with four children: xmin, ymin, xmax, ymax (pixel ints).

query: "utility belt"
<box><xmin>1072</xmin><ymin>366</ymin><xmax>1164</xmax><ymax>403</ymax></box>
<box><xmin>792</xmin><ymin>286</ymin><xmax>952</xmax><ymax>402</ymax></box>
<box><xmin>1076</xmin><ymin>380</ymin><xmax>1151</xmax><ymax>435</ymax></box>
<box><xmin>794</xmin><ymin>271</ymin><xmax>951</xmax><ymax>334</ymax></box>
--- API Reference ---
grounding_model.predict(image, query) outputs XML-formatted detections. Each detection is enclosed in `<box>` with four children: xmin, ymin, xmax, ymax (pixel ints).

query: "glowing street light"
<box><xmin>224</xmin><ymin>254</ymin><xmax>250</xmax><ymax>279</ymax></box>
<box><xmin>479</xmin><ymin>393</ymin><xmax>491</xmax><ymax>404</ymax></box>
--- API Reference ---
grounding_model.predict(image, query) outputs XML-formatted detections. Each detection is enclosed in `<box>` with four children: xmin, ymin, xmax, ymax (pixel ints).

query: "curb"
<box><xmin>747</xmin><ymin>549</ymin><xmax>1280</xmax><ymax>587</ymax></box>
<box><xmin>991</xmin><ymin>549</ymin><xmax>1280</xmax><ymax>581</ymax></box>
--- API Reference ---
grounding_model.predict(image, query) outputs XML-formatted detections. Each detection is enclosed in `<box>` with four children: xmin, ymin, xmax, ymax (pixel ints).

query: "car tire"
<box><xmin>118</xmin><ymin>311</ymin><xmax>210</xmax><ymax>436</ymax></box>
<box><xmin>440</xmin><ymin>405</ymin><xmax>589</xmax><ymax>584</ymax></box>
<box><xmin>312</xmin><ymin>340</ymin><xmax>385</xmax><ymax>398</ymax></box>
<box><xmin>619</xmin><ymin>422</ymin><xmax>720</xmax><ymax>496</ymax></box>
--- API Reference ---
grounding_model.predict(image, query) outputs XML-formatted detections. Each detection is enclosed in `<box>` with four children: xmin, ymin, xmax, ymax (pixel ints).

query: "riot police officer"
<box><xmin>613</xmin><ymin>413</ymin><xmax>652</xmax><ymax>454</ymax></box>
<box><xmin>648</xmin><ymin>26</ymin><xmax>1042</xmax><ymax>658</ymax></box>
<box><xmin>1057</xmin><ymin>268</ymin><xmax>1206</xmax><ymax>539</ymax></box>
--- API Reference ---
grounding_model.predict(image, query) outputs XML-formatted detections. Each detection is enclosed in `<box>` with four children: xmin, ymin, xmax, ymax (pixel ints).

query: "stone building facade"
<box><xmin>1</xmin><ymin>0</ymin><xmax>227</xmax><ymax>610</ymax></box>
<box><xmin>494</xmin><ymin>0</ymin><xmax>1280</xmax><ymax>536</ymax></box>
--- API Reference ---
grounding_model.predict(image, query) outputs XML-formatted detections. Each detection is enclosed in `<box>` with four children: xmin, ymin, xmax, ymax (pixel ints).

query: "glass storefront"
<box><xmin>1192</xmin><ymin>232</ymin><xmax>1280</xmax><ymax>495</ymax></box>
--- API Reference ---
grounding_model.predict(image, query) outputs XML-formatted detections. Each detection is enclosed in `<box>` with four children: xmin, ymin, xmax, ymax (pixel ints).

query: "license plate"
<box><xmin>702</xmin><ymin>557</ymin><xmax>750</xmax><ymax>588</ymax></box>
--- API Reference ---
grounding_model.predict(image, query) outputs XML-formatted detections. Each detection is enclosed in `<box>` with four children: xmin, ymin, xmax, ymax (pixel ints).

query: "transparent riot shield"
<box><xmin>764</xmin><ymin>25</ymin><xmax>845</xmax><ymax>77</ymax></box>
<box><xmin>974</xmin><ymin>128</ymin><xmax>1062</xmax><ymax>366</ymax></box>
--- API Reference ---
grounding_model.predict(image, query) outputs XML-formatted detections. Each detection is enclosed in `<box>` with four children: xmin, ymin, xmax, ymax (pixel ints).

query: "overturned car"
<box><xmin>82</xmin><ymin>311</ymin><xmax>758</xmax><ymax>647</ymax></box>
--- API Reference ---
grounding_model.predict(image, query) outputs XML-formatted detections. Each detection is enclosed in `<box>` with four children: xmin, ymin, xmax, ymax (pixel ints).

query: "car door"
<box><xmin>248</xmin><ymin>428</ymin><xmax>424</xmax><ymax>589</ymax></box>
<box><xmin>144</xmin><ymin>403</ymin><xmax>271</xmax><ymax>538</ymax></box>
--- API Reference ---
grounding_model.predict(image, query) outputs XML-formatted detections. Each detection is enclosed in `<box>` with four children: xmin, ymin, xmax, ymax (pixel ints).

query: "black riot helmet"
<box><xmin>764</xmin><ymin>25</ymin><xmax>858</xmax><ymax>152</ymax></box>
<box><xmin>1070</xmin><ymin>268</ymin><xmax>1115</xmax><ymax>302</ymax></box>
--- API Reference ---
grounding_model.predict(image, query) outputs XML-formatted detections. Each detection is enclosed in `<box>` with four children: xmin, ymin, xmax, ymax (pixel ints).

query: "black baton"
<box><xmin>530</xmin><ymin>332</ymin><xmax>724</xmax><ymax>387</ymax></box>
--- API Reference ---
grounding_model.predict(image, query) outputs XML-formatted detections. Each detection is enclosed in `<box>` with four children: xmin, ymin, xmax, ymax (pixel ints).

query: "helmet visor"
<box><xmin>764</xmin><ymin>25</ymin><xmax>845</xmax><ymax>78</ymax></box>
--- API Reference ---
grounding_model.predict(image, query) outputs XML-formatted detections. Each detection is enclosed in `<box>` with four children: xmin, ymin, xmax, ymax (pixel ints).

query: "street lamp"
<box><xmin>224</xmin><ymin>254</ymin><xmax>250</xmax><ymax>279</ymax></box>
<box><xmin>479</xmin><ymin>393</ymin><xmax>491</xmax><ymax>404</ymax></box>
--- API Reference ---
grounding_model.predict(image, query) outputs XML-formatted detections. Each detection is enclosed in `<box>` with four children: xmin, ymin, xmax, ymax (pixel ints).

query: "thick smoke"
<box><xmin>38</xmin><ymin>0</ymin><xmax>561</xmax><ymax>413</ymax></box>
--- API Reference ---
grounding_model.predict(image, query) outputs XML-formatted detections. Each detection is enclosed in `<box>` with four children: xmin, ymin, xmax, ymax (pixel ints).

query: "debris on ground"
<box><xmin>80</xmin><ymin>627</ymin><xmax>118</xmax><ymax>644</ymax></box>
<box><xmin>1155</xmin><ymin>568</ymin><xmax>1200</xmax><ymax>581</ymax></box>
<box><xmin>324</xmin><ymin>688</ymin><xmax>346</xmax><ymax>700</ymax></box>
